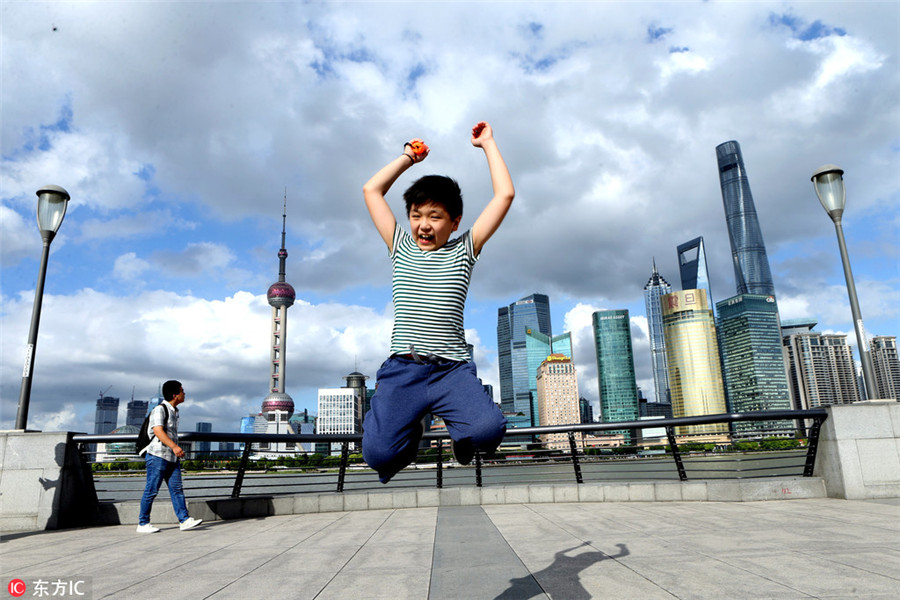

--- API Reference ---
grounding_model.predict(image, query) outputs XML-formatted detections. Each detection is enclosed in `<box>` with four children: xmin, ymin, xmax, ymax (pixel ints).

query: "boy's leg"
<box><xmin>162</xmin><ymin>460</ymin><xmax>190</xmax><ymax>523</ymax></box>
<box><xmin>138</xmin><ymin>454</ymin><xmax>165</xmax><ymax>525</ymax></box>
<box><xmin>362</xmin><ymin>357</ymin><xmax>430</xmax><ymax>483</ymax></box>
<box><xmin>430</xmin><ymin>362</ymin><xmax>507</xmax><ymax>454</ymax></box>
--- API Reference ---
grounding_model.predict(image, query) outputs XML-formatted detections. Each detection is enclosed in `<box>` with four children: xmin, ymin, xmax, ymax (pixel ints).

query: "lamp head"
<box><xmin>811</xmin><ymin>165</ymin><xmax>845</xmax><ymax>220</ymax></box>
<box><xmin>35</xmin><ymin>185</ymin><xmax>70</xmax><ymax>238</ymax></box>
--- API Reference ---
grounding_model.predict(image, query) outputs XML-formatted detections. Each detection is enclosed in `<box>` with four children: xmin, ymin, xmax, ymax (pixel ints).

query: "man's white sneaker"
<box><xmin>179</xmin><ymin>517</ymin><xmax>203</xmax><ymax>531</ymax></box>
<box><xmin>136</xmin><ymin>524</ymin><xmax>160</xmax><ymax>534</ymax></box>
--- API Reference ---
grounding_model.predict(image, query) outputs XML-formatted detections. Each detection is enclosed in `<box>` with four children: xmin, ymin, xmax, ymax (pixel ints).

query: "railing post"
<box><xmin>231</xmin><ymin>442</ymin><xmax>254</xmax><ymax>498</ymax></box>
<box><xmin>436</xmin><ymin>443</ymin><xmax>443</xmax><ymax>489</ymax></box>
<box><xmin>475</xmin><ymin>450</ymin><xmax>483</xmax><ymax>487</ymax></box>
<box><xmin>336</xmin><ymin>441</ymin><xmax>349</xmax><ymax>493</ymax></box>
<box><xmin>803</xmin><ymin>417</ymin><xmax>823</xmax><ymax>477</ymax></box>
<box><xmin>568</xmin><ymin>431</ymin><xmax>583</xmax><ymax>484</ymax></box>
<box><xmin>666</xmin><ymin>426</ymin><xmax>688</xmax><ymax>481</ymax></box>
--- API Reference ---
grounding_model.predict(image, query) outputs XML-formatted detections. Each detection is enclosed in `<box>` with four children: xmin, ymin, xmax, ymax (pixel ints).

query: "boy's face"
<box><xmin>408</xmin><ymin>201</ymin><xmax>461</xmax><ymax>251</ymax></box>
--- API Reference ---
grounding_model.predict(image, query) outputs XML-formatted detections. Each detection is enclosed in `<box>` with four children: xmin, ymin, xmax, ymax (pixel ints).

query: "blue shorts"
<box><xmin>362</xmin><ymin>356</ymin><xmax>507</xmax><ymax>483</ymax></box>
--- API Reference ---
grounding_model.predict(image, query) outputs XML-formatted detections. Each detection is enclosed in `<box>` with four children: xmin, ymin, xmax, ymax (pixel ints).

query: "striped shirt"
<box><xmin>389</xmin><ymin>224</ymin><xmax>477</xmax><ymax>362</ymax></box>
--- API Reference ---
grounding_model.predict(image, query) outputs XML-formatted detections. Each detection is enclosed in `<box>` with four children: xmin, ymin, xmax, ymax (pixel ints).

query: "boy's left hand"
<box><xmin>471</xmin><ymin>121</ymin><xmax>493</xmax><ymax>146</ymax></box>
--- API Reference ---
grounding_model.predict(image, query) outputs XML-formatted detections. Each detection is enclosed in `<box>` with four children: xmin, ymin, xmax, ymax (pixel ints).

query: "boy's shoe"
<box><xmin>136</xmin><ymin>524</ymin><xmax>160</xmax><ymax>534</ymax></box>
<box><xmin>179</xmin><ymin>517</ymin><xmax>203</xmax><ymax>531</ymax></box>
<box><xmin>451</xmin><ymin>438</ymin><xmax>475</xmax><ymax>466</ymax></box>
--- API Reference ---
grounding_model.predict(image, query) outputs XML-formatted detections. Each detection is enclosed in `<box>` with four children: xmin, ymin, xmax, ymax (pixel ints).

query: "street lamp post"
<box><xmin>811</xmin><ymin>165</ymin><xmax>878</xmax><ymax>400</ymax></box>
<box><xmin>15</xmin><ymin>185</ymin><xmax>71</xmax><ymax>430</ymax></box>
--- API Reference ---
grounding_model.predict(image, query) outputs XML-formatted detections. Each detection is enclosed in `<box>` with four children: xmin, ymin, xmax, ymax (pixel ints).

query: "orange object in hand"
<box><xmin>409</xmin><ymin>141</ymin><xmax>426</xmax><ymax>156</ymax></box>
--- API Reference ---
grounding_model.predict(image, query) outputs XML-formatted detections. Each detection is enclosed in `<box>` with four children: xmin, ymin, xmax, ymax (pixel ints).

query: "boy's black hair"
<box><xmin>403</xmin><ymin>175</ymin><xmax>463</xmax><ymax>220</ymax></box>
<box><xmin>162</xmin><ymin>380</ymin><xmax>183</xmax><ymax>401</ymax></box>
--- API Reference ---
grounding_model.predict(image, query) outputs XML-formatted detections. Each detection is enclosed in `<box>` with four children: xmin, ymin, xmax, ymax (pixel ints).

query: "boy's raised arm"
<box><xmin>363</xmin><ymin>140</ymin><xmax>429</xmax><ymax>250</ymax></box>
<box><xmin>470</xmin><ymin>122</ymin><xmax>515</xmax><ymax>256</ymax></box>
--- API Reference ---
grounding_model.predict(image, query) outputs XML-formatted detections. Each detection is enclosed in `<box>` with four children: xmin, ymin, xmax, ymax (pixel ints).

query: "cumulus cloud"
<box><xmin>1</xmin><ymin>2</ymin><xmax>897</xmax><ymax>432</ymax></box>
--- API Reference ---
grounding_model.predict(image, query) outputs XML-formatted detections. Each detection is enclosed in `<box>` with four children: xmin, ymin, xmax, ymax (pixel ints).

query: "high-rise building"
<box><xmin>317</xmin><ymin>388</ymin><xmax>363</xmax><ymax>454</ymax></box>
<box><xmin>579</xmin><ymin>397</ymin><xmax>594</xmax><ymax>424</ymax></box>
<box><xmin>870</xmin><ymin>336</ymin><xmax>900</xmax><ymax>400</ymax></box>
<box><xmin>497</xmin><ymin>293</ymin><xmax>551</xmax><ymax>429</ymax></box>
<box><xmin>676</xmin><ymin>237</ymin><xmax>714</xmax><ymax>311</ymax></box>
<box><xmin>592</xmin><ymin>310</ymin><xmax>639</xmax><ymax>434</ymax></box>
<box><xmin>643</xmin><ymin>260</ymin><xmax>673</xmax><ymax>404</ymax></box>
<box><xmin>261</xmin><ymin>193</ymin><xmax>297</xmax><ymax>421</ymax></box>
<box><xmin>125</xmin><ymin>395</ymin><xmax>148</xmax><ymax>428</ymax></box>
<box><xmin>94</xmin><ymin>395</ymin><xmax>119</xmax><ymax>435</ymax></box>
<box><xmin>716</xmin><ymin>140</ymin><xmax>776</xmax><ymax>297</ymax></box>
<box><xmin>782</xmin><ymin>322</ymin><xmax>860</xmax><ymax>409</ymax></box>
<box><xmin>536</xmin><ymin>355</ymin><xmax>581</xmax><ymax>450</ymax></box>
<box><xmin>525</xmin><ymin>330</ymin><xmax>572</xmax><ymax>426</ymax></box>
<box><xmin>716</xmin><ymin>294</ymin><xmax>792</xmax><ymax>434</ymax></box>
<box><xmin>661</xmin><ymin>289</ymin><xmax>728</xmax><ymax>436</ymax></box>
<box><xmin>147</xmin><ymin>385</ymin><xmax>164</xmax><ymax>416</ymax></box>
<box><xmin>194</xmin><ymin>422</ymin><xmax>212</xmax><ymax>456</ymax></box>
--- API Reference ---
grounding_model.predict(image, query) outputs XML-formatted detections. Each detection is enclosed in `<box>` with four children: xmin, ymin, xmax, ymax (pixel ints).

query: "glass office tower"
<box><xmin>125</xmin><ymin>398</ymin><xmax>149</xmax><ymax>428</ymax></box>
<box><xmin>525</xmin><ymin>330</ymin><xmax>573</xmax><ymax>426</ymax></box>
<box><xmin>643</xmin><ymin>260</ymin><xmax>672</xmax><ymax>404</ymax></box>
<box><xmin>677</xmin><ymin>237</ymin><xmax>714</xmax><ymax>311</ymax></box>
<box><xmin>497</xmin><ymin>293</ymin><xmax>552</xmax><ymax>430</ymax></box>
<box><xmin>94</xmin><ymin>396</ymin><xmax>119</xmax><ymax>435</ymax></box>
<box><xmin>661</xmin><ymin>290</ymin><xmax>728</xmax><ymax>436</ymax></box>
<box><xmin>716</xmin><ymin>294</ymin><xmax>792</xmax><ymax>435</ymax></box>
<box><xmin>716</xmin><ymin>141</ymin><xmax>776</xmax><ymax>297</ymax></box>
<box><xmin>592</xmin><ymin>310</ymin><xmax>640</xmax><ymax>435</ymax></box>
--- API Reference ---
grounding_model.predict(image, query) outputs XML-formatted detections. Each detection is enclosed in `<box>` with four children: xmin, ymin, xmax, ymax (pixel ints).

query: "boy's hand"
<box><xmin>471</xmin><ymin>121</ymin><xmax>493</xmax><ymax>147</ymax></box>
<box><xmin>403</xmin><ymin>138</ymin><xmax>429</xmax><ymax>163</ymax></box>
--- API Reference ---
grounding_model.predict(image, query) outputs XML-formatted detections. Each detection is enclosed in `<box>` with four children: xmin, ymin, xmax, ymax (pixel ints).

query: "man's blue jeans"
<box><xmin>139</xmin><ymin>454</ymin><xmax>189</xmax><ymax>525</ymax></box>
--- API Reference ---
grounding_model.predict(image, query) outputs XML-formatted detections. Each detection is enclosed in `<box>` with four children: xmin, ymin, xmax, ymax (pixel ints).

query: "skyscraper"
<box><xmin>525</xmin><ymin>330</ymin><xmax>572</xmax><ymax>426</ymax></box>
<box><xmin>497</xmin><ymin>293</ymin><xmax>551</xmax><ymax>429</ymax></box>
<box><xmin>869</xmin><ymin>336</ymin><xmax>900</xmax><ymax>400</ymax></box>
<box><xmin>716</xmin><ymin>140</ymin><xmax>776</xmax><ymax>297</ymax></box>
<box><xmin>676</xmin><ymin>237</ymin><xmax>714</xmax><ymax>309</ymax></box>
<box><xmin>592</xmin><ymin>310</ymin><xmax>639</xmax><ymax>433</ymax></box>
<box><xmin>536</xmin><ymin>355</ymin><xmax>581</xmax><ymax>450</ymax></box>
<box><xmin>782</xmin><ymin>326</ymin><xmax>860</xmax><ymax>409</ymax></box>
<box><xmin>125</xmin><ymin>394</ymin><xmax>148</xmax><ymax>428</ymax></box>
<box><xmin>661</xmin><ymin>290</ymin><xmax>728</xmax><ymax>436</ymax></box>
<box><xmin>194</xmin><ymin>422</ymin><xmax>212</xmax><ymax>456</ymax></box>
<box><xmin>643</xmin><ymin>260</ymin><xmax>672</xmax><ymax>404</ymax></box>
<box><xmin>93</xmin><ymin>395</ymin><xmax>119</xmax><ymax>435</ymax></box>
<box><xmin>716</xmin><ymin>294</ymin><xmax>792</xmax><ymax>434</ymax></box>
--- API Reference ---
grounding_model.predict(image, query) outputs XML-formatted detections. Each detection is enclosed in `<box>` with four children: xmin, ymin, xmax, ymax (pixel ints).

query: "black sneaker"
<box><xmin>451</xmin><ymin>438</ymin><xmax>475</xmax><ymax>465</ymax></box>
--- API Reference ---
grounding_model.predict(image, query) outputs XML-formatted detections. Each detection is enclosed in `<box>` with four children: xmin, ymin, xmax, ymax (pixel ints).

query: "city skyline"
<box><xmin>2</xmin><ymin>2</ymin><xmax>897</xmax><ymax>434</ymax></box>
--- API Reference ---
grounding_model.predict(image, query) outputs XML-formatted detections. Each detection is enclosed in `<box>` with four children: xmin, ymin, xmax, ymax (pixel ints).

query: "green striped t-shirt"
<box><xmin>389</xmin><ymin>224</ymin><xmax>477</xmax><ymax>362</ymax></box>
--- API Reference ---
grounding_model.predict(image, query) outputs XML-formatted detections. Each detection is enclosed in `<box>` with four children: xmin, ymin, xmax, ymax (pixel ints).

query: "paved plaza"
<box><xmin>2</xmin><ymin>496</ymin><xmax>898</xmax><ymax>599</ymax></box>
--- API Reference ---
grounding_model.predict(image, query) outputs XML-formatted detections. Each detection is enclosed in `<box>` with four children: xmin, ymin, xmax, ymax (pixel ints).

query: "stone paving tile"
<box><xmin>3</xmin><ymin>497</ymin><xmax>899</xmax><ymax>600</ymax></box>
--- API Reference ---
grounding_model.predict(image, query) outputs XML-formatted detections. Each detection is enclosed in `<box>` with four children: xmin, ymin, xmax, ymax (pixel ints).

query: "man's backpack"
<box><xmin>137</xmin><ymin>403</ymin><xmax>169</xmax><ymax>455</ymax></box>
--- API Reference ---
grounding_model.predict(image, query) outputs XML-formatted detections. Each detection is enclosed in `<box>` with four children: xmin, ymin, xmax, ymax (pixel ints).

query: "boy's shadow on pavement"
<box><xmin>494</xmin><ymin>542</ymin><xmax>630</xmax><ymax>600</ymax></box>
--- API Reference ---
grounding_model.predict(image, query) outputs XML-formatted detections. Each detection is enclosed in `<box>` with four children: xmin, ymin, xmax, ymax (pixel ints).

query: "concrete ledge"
<box><xmin>92</xmin><ymin>477</ymin><xmax>828</xmax><ymax>525</ymax></box>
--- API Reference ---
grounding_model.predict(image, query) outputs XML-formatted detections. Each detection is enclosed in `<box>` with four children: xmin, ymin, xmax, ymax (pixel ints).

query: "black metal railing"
<box><xmin>73</xmin><ymin>408</ymin><xmax>828</xmax><ymax>501</ymax></box>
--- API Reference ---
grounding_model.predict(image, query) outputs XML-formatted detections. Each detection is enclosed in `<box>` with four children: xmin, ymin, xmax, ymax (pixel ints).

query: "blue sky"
<box><xmin>2</xmin><ymin>1</ymin><xmax>897</xmax><ymax>434</ymax></box>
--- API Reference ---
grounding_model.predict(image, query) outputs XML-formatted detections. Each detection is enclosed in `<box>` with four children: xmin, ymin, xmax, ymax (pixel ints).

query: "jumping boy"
<box><xmin>361</xmin><ymin>121</ymin><xmax>514</xmax><ymax>483</ymax></box>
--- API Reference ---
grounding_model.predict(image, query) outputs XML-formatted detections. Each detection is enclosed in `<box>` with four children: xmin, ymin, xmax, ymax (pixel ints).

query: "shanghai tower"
<box><xmin>716</xmin><ymin>141</ymin><xmax>776</xmax><ymax>296</ymax></box>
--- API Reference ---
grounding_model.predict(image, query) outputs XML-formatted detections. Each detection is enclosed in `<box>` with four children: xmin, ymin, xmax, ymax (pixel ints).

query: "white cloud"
<box><xmin>1</xmin><ymin>2</ymin><xmax>897</xmax><ymax>433</ymax></box>
<box><xmin>113</xmin><ymin>252</ymin><xmax>150</xmax><ymax>281</ymax></box>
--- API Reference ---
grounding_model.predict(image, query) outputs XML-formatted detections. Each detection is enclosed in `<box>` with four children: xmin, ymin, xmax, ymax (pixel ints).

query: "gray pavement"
<box><xmin>2</xmin><ymin>497</ymin><xmax>899</xmax><ymax>599</ymax></box>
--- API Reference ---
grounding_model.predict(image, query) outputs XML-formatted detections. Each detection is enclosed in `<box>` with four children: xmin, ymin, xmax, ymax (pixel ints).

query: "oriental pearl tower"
<box><xmin>261</xmin><ymin>193</ymin><xmax>295</xmax><ymax>420</ymax></box>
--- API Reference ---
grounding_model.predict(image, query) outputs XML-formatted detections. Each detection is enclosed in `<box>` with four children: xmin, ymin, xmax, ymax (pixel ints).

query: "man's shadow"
<box><xmin>494</xmin><ymin>542</ymin><xmax>629</xmax><ymax>600</ymax></box>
